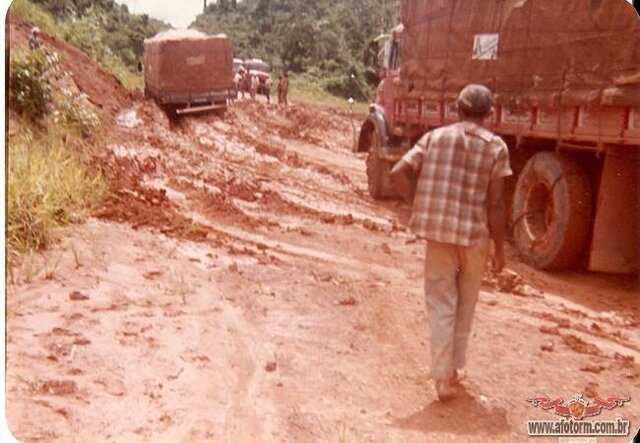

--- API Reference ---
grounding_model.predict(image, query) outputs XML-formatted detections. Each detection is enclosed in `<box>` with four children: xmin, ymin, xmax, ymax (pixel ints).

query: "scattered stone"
<box><xmin>562</xmin><ymin>335</ymin><xmax>601</xmax><ymax>356</ymax></box>
<box><xmin>69</xmin><ymin>291</ymin><xmax>89</xmax><ymax>301</ymax></box>
<box><xmin>338</xmin><ymin>296</ymin><xmax>357</xmax><ymax>307</ymax></box>
<box><xmin>265</xmin><ymin>361</ymin><xmax>277</xmax><ymax>372</ymax></box>
<box><xmin>580</xmin><ymin>365</ymin><xmax>606</xmax><ymax>374</ymax></box>
<box><xmin>540</xmin><ymin>342</ymin><xmax>555</xmax><ymax>352</ymax></box>
<box><xmin>37</xmin><ymin>380</ymin><xmax>77</xmax><ymax>396</ymax></box>
<box><xmin>539</xmin><ymin>325</ymin><xmax>560</xmax><ymax>335</ymax></box>
<box><xmin>583</xmin><ymin>382</ymin><xmax>599</xmax><ymax>399</ymax></box>
<box><xmin>339</xmin><ymin>214</ymin><xmax>354</xmax><ymax>225</ymax></box>
<box><xmin>362</xmin><ymin>219</ymin><xmax>379</xmax><ymax>232</ymax></box>
<box><xmin>320</xmin><ymin>213</ymin><xmax>336</xmax><ymax>224</ymax></box>
<box><xmin>405</xmin><ymin>236</ymin><xmax>418</xmax><ymax>245</ymax></box>
<box><xmin>381</xmin><ymin>243</ymin><xmax>392</xmax><ymax>254</ymax></box>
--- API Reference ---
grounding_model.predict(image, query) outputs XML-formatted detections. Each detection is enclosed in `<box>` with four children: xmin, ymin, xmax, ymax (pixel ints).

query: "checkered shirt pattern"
<box><xmin>402</xmin><ymin>121</ymin><xmax>512</xmax><ymax>246</ymax></box>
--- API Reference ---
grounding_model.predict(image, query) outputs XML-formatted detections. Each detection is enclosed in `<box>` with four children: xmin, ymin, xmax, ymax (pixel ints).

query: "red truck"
<box><xmin>242</xmin><ymin>58</ymin><xmax>272</xmax><ymax>95</ymax></box>
<box><xmin>144</xmin><ymin>29</ymin><xmax>235</xmax><ymax>117</ymax></box>
<box><xmin>356</xmin><ymin>0</ymin><xmax>640</xmax><ymax>273</ymax></box>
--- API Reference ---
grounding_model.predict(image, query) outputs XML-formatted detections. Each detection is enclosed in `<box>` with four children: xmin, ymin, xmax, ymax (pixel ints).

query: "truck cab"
<box><xmin>243</xmin><ymin>58</ymin><xmax>272</xmax><ymax>94</ymax></box>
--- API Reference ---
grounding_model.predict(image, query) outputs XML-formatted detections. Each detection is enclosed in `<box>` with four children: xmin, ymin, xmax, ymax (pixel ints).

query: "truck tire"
<box><xmin>366</xmin><ymin>129</ymin><xmax>393</xmax><ymax>199</ymax></box>
<box><xmin>511</xmin><ymin>152</ymin><xmax>592</xmax><ymax>269</ymax></box>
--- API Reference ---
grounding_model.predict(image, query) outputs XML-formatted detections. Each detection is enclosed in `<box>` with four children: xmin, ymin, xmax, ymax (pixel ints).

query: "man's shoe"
<box><xmin>435</xmin><ymin>380</ymin><xmax>456</xmax><ymax>402</ymax></box>
<box><xmin>450</xmin><ymin>369</ymin><xmax>466</xmax><ymax>387</ymax></box>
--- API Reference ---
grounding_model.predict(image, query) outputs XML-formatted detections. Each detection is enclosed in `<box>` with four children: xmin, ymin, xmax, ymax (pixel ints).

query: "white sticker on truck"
<box><xmin>472</xmin><ymin>34</ymin><xmax>499</xmax><ymax>60</ymax></box>
<box><xmin>186</xmin><ymin>56</ymin><xmax>205</xmax><ymax>66</ymax></box>
<box><xmin>423</xmin><ymin>102</ymin><xmax>440</xmax><ymax>118</ymax></box>
<box><xmin>502</xmin><ymin>108</ymin><xmax>530</xmax><ymax>125</ymax></box>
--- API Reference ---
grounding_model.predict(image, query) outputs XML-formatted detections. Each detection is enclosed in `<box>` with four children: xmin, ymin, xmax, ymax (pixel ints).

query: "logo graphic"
<box><xmin>527</xmin><ymin>394</ymin><xmax>630</xmax><ymax>420</ymax></box>
<box><xmin>526</xmin><ymin>394</ymin><xmax>631</xmax><ymax>437</ymax></box>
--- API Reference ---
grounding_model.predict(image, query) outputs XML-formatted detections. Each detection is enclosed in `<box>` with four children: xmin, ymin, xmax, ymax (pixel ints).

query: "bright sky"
<box><xmin>114</xmin><ymin>0</ymin><xmax>205</xmax><ymax>29</ymax></box>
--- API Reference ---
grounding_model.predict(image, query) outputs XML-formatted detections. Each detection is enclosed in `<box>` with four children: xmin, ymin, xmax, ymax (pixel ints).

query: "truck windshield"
<box><xmin>388</xmin><ymin>40</ymin><xmax>401</xmax><ymax>71</ymax></box>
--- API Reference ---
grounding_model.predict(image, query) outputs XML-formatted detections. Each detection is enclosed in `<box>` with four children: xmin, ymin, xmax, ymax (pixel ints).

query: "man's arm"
<box><xmin>390</xmin><ymin>159</ymin><xmax>417</xmax><ymax>204</ymax></box>
<box><xmin>487</xmin><ymin>177</ymin><xmax>507</xmax><ymax>272</ymax></box>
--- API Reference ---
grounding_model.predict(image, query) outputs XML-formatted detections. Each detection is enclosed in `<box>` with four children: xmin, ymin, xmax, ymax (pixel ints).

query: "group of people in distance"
<box><xmin>233</xmin><ymin>67</ymin><xmax>289</xmax><ymax>106</ymax></box>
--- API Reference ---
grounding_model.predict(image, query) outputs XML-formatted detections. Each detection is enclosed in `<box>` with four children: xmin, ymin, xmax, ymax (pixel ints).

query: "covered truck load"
<box><xmin>399</xmin><ymin>0</ymin><xmax>640</xmax><ymax>107</ymax></box>
<box><xmin>144</xmin><ymin>29</ymin><xmax>234</xmax><ymax>116</ymax></box>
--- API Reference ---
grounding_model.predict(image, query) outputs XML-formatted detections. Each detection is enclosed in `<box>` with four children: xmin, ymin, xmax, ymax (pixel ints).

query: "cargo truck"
<box><xmin>143</xmin><ymin>29</ymin><xmax>234</xmax><ymax>117</ymax></box>
<box><xmin>356</xmin><ymin>0</ymin><xmax>640</xmax><ymax>273</ymax></box>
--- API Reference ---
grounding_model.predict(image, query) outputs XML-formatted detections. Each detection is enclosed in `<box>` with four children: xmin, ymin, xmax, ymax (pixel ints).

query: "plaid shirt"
<box><xmin>402</xmin><ymin>121</ymin><xmax>512</xmax><ymax>246</ymax></box>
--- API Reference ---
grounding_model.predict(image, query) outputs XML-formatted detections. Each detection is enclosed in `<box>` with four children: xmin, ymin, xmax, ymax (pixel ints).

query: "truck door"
<box><xmin>376</xmin><ymin>38</ymin><xmax>401</xmax><ymax>120</ymax></box>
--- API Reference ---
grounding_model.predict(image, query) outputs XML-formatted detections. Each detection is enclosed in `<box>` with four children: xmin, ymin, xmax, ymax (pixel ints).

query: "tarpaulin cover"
<box><xmin>144</xmin><ymin>29</ymin><xmax>234</xmax><ymax>97</ymax></box>
<box><xmin>399</xmin><ymin>0</ymin><xmax>640</xmax><ymax>107</ymax></box>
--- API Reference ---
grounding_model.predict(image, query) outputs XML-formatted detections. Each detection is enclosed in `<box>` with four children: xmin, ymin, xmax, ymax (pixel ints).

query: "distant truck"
<box><xmin>356</xmin><ymin>0</ymin><xmax>640</xmax><ymax>273</ymax></box>
<box><xmin>143</xmin><ymin>29</ymin><xmax>234</xmax><ymax>117</ymax></box>
<box><xmin>242</xmin><ymin>58</ymin><xmax>271</xmax><ymax>95</ymax></box>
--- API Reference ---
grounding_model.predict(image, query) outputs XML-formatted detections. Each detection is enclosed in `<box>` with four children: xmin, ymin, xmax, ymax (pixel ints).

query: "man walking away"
<box><xmin>390</xmin><ymin>84</ymin><xmax>512</xmax><ymax>401</ymax></box>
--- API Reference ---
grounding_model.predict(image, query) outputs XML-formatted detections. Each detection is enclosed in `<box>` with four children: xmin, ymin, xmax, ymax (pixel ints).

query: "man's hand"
<box><xmin>390</xmin><ymin>160</ymin><xmax>417</xmax><ymax>204</ymax></box>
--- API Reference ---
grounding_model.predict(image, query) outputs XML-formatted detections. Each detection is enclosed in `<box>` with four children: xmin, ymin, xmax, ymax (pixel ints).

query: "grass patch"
<box><xmin>289</xmin><ymin>75</ymin><xmax>370</xmax><ymax>114</ymax></box>
<box><xmin>7</xmin><ymin>129</ymin><xmax>108</xmax><ymax>259</ymax></box>
<box><xmin>103</xmin><ymin>58</ymin><xmax>144</xmax><ymax>90</ymax></box>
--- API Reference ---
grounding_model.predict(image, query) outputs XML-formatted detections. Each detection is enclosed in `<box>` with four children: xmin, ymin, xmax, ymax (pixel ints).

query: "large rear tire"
<box><xmin>366</xmin><ymin>130</ymin><xmax>384</xmax><ymax>198</ymax></box>
<box><xmin>511</xmin><ymin>152</ymin><xmax>592</xmax><ymax>269</ymax></box>
<box><xmin>365</xmin><ymin>129</ymin><xmax>396</xmax><ymax>199</ymax></box>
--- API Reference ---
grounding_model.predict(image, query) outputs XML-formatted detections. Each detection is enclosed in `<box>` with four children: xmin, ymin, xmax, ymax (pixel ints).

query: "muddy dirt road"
<box><xmin>7</xmin><ymin>97</ymin><xmax>640</xmax><ymax>442</ymax></box>
<box><xmin>6</xmin><ymin>19</ymin><xmax>640</xmax><ymax>443</ymax></box>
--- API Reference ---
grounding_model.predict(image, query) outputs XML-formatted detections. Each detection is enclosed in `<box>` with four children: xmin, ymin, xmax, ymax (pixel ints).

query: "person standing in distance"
<box><xmin>390</xmin><ymin>84</ymin><xmax>512</xmax><ymax>401</ymax></box>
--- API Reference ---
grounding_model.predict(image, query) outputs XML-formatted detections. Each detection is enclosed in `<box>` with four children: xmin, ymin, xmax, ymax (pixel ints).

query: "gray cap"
<box><xmin>457</xmin><ymin>84</ymin><xmax>493</xmax><ymax>117</ymax></box>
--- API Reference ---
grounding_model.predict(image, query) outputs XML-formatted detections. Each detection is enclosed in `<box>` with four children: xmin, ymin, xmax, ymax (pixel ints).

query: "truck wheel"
<box><xmin>164</xmin><ymin>105</ymin><xmax>179</xmax><ymax>122</ymax></box>
<box><xmin>511</xmin><ymin>152</ymin><xmax>592</xmax><ymax>269</ymax></box>
<box><xmin>365</xmin><ymin>129</ymin><xmax>393</xmax><ymax>199</ymax></box>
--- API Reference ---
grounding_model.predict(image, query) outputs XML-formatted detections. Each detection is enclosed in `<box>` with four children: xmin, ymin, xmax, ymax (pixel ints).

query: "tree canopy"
<box><xmin>31</xmin><ymin>0</ymin><xmax>170</xmax><ymax>68</ymax></box>
<box><xmin>191</xmin><ymin>0</ymin><xmax>399</xmax><ymax>99</ymax></box>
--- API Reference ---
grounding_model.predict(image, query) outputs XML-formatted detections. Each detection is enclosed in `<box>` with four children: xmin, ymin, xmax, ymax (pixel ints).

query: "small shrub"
<box><xmin>53</xmin><ymin>89</ymin><xmax>101</xmax><ymax>135</ymax></box>
<box><xmin>9</xmin><ymin>48</ymin><xmax>60</xmax><ymax>122</ymax></box>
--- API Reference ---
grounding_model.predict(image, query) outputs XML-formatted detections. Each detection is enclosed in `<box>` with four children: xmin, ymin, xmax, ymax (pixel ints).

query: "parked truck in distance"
<box><xmin>144</xmin><ymin>29</ymin><xmax>235</xmax><ymax>118</ymax></box>
<box><xmin>242</xmin><ymin>58</ymin><xmax>272</xmax><ymax>95</ymax></box>
<box><xmin>357</xmin><ymin>0</ymin><xmax>640</xmax><ymax>273</ymax></box>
